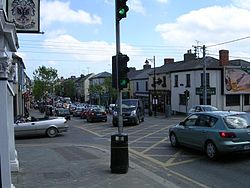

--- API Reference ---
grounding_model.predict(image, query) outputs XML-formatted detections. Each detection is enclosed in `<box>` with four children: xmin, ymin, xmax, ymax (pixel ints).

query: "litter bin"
<box><xmin>110</xmin><ymin>133</ymin><xmax>129</xmax><ymax>173</ymax></box>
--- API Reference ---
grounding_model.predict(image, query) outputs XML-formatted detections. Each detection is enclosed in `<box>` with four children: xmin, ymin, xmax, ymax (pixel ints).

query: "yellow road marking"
<box><xmin>141</xmin><ymin>137</ymin><xmax>168</xmax><ymax>154</ymax></box>
<box><xmin>76</xmin><ymin>125</ymin><xmax>103</xmax><ymax>137</ymax></box>
<box><xmin>129</xmin><ymin>126</ymin><xmax>169</xmax><ymax>144</ymax></box>
<box><xmin>130</xmin><ymin>148</ymin><xmax>210</xmax><ymax>188</ymax></box>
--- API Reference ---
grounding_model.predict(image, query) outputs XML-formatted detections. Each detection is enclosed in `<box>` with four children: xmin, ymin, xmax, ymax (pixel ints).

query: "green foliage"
<box><xmin>32</xmin><ymin>66</ymin><xmax>58</xmax><ymax>100</ymax></box>
<box><xmin>63</xmin><ymin>79</ymin><xmax>76</xmax><ymax>100</ymax></box>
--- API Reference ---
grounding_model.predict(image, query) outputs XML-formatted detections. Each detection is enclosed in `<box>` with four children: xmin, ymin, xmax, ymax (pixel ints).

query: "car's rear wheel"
<box><xmin>205</xmin><ymin>141</ymin><xmax>218</xmax><ymax>159</ymax></box>
<box><xmin>170</xmin><ymin>133</ymin><xmax>179</xmax><ymax>147</ymax></box>
<box><xmin>46</xmin><ymin>127</ymin><xmax>58</xmax><ymax>138</ymax></box>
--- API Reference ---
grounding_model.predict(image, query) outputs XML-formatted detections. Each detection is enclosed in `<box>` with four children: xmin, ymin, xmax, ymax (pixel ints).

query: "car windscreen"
<box><xmin>121</xmin><ymin>100</ymin><xmax>137</xmax><ymax>110</ymax></box>
<box><xmin>224</xmin><ymin>114</ymin><xmax>250</xmax><ymax>129</ymax></box>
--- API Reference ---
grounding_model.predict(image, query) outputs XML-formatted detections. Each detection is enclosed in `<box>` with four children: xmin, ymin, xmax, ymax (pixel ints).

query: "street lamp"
<box><xmin>148</xmin><ymin>56</ymin><xmax>157</xmax><ymax>116</ymax></box>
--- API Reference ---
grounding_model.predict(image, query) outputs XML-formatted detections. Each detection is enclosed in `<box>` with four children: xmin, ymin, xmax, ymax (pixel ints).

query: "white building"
<box><xmin>171</xmin><ymin>50</ymin><xmax>250</xmax><ymax>113</ymax></box>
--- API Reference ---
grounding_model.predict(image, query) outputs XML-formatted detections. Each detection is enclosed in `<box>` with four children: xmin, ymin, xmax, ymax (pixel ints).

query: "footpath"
<box><xmin>11</xmin><ymin>109</ymin><xmax>182</xmax><ymax>188</ymax></box>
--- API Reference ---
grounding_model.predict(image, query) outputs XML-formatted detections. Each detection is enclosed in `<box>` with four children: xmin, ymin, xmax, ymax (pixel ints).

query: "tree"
<box><xmin>63</xmin><ymin>79</ymin><xmax>76</xmax><ymax>100</ymax></box>
<box><xmin>103</xmin><ymin>77</ymin><xmax>117</xmax><ymax>104</ymax></box>
<box><xmin>32</xmin><ymin>66</ymin><xmax>58</xmax><ymax>100</ymax></box>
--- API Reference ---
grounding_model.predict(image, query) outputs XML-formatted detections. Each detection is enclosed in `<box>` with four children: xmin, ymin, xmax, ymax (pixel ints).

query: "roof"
<box><xmin>149</xmin><ymin>56</ymin><xmax>250</xmax><ymax>75</ymax></box>
<box><xmin>91</xmin><ymin>71</ymin><xmax>111</xmax><ymax>79</ymax></box>
<box><xmin>131</xmin><ymin>68</ymin><xmax>154</xmax><ymax>80</ymax></box>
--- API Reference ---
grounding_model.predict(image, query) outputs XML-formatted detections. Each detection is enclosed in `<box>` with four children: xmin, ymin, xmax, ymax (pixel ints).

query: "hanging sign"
<box><xmin>7</xmin><ymin>0</ymin><xmax>40</xmax><ymax>33</ymax></box>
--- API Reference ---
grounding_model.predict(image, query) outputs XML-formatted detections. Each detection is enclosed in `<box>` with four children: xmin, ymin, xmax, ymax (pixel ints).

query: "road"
<box><xmin>15</xmin><ymin>114</ymin><xmax>250</xmax><ymax>188</ymax></box>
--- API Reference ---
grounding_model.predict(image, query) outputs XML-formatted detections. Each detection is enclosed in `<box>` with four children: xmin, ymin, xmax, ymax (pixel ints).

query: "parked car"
<box><xmin>112</xmin><ymin>99</ymin><xmax>144</xmax><ymax>126</ymax></box>
<box><xmin>14</xmin><ymin>116</ymin><xmax>69</xmax><ymax>138</ymax></box>
<box><xmin>86</xmin><ymin>108</ymin><xmax>107</xmax><ymax>122</ymax></box>
<box><xmin>188</xmin><ymin>105</ymin><xmax>218</xmax><ymax>115</ymax></box>
<box><xmin>73</xmin><ymin>107</ymin><xmax>84</xmax><ymax>117</ymax></box>
<box><xmin>169</xmin><ymin>111</ymin><xmax>250</xmax><ymax>159</ymax></box>
<box><xmin>55</xmin><ymin>108</ymin><xmax>71</xmax><ymax>120</ymax></box>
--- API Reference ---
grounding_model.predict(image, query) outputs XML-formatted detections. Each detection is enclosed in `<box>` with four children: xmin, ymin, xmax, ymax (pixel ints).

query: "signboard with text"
<box><xmin>7</xmin><ymin>0</ymin><xmax>40</xmax><ymax>33</ymax></box>
<box><xmin>196</xmin><ymin>87</ymin><xmax>216</xmax><ymax>95</ymax></box>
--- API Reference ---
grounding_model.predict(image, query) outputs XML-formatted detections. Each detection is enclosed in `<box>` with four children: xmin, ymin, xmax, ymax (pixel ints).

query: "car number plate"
<box><xmin>123</xmin><ymin>119</ymin><xmax>128</xmax><ymax>122</ymax></box>
<box><xmin>244</xmin><ymin>145</ymin><xmax>250</xmax><ymax>150</ymax></box>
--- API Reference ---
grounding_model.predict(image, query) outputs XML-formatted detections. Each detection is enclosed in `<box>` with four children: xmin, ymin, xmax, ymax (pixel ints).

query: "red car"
<box><xmin>86</xmin><ymin>108</ymin><xmax>107</xmax><ymax>122</ymax></box>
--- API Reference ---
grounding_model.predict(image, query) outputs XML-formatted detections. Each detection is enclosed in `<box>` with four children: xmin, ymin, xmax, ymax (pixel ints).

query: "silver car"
<box><xmin>188</xmin><ymin>105</ymin><xmax>218</xmax><ymax>115</ymax></box>
<box><xmin>14</xmin><ymin>116</ymin><xmax>69</xmax><ymax>138</ymax></box>
<box><xmin>169</xmin><ymin>111</ymin><xmax>250</xmax><ymax>159</ymax></box>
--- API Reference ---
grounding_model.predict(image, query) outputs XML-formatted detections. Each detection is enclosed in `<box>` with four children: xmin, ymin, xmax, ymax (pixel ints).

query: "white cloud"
<box><xmin>40</xmin><ymin>34</ymin><xmax>143</xmax><ymax>77</ymax></box>
<box><xmin>41</xmin><ymin>0</ymin><xmax>102</xmax><ymax>27</ymax></box>
<box><xmin>156</xmin><ymin>0</ymin><xmax>168</xmax><ymax>4</ymax></box>
<box><xmin>156</xmin><ymin>5</ymin><xmax>250</xmax><ymax>59</ymax></box>
<box><xmin>232</xmin><ymin>0</ymin><xmax>250</xmax><ymax>10</ymax></box>
<box><xmin>128</xmin><ymin>0</ymin><xmax>146</xmax><ymax>15</ymax></box>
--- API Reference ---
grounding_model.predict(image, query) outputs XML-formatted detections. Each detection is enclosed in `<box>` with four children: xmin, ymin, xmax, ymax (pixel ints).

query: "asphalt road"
<box><xmin>15</xmin><ymin>114</ymin><xmax>250</xmax><ymax>188</ymax></box>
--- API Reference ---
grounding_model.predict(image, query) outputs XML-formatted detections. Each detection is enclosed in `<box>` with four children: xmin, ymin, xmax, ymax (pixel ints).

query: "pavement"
<box><xmin>11</xmin><ymin>109</ymin><xmax>183</xmax><ymax>188</ymax></box>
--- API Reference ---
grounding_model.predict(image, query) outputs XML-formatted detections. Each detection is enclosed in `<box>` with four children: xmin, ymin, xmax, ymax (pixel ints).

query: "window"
<box><xmin>196</xmin><ymin>115</ymin><xmax>217</xmax><ymax>127</ymax></box>
<box><xmin>226</xmin><ymin>95</ymin><xmax>240</xmax><ymax>106</ymax></box>
<box><xmin>199</xmin><ymin>95</ymin><xmax>211</xmax><ymax>105</ymax></box>
<box><xmin>179</xmin><ymin>94</ymin><xmax>186</xmax><ymax>105</ymax></box>
<box><xmin>145</xmin><ymin>81</ymin><xmax>148</xmax><ymax>91</ymax></box>
<box><xmin>186</xmin><ymin>74</ymin><xmax>190</xmax><ymax>87</ymax></box>
<box><xmin>244</xmin><ymin>94</ymin><xmax>250</xmax><ymax>105</ymax></box>
<box><xmin>184</xmin><ymin>114</ymin><xmax>198</xmax><ymax>126</ymax></box>
<box><xmin>174</xmin><ymin>75</ymin><xmax>178</xmax><ymax>87</ymax></box>
<box><xmin>136</xmin><ymin>82</ymin><xmax>139</xmax><ymax>91</ymax></box>
<box><xmin>201</xmin><ymin>73</ymin><xmax>210</xmax><ymax>87</ymax></box>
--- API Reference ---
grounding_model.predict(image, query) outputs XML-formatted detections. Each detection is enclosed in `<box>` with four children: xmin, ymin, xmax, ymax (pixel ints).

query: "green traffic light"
<box><xmin>120</xmin><ymin>79</ymin><xmax>128</xmax><ymax>86</ymax></box>
<box><xmin>119</xmin><ymin>8</ymin><xmax>126</xmax><ymax>15</ymax></box>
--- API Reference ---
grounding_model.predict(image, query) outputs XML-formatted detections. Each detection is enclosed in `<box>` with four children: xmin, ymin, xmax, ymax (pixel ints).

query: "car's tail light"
<box><xmin>219</xmin><ymin>132</ymin><xmax>236</xmax><ymax>138</ymax></box>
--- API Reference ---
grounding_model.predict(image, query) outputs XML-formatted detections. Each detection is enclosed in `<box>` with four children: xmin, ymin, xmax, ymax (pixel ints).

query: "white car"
<box><xmin>188</xmin><ymin>105</ymin><xmax>218</xmax><ymax>115</ymax></box>
<box><xmin>14</xmin><ymin>116</ymin><xmax>69</xmax><ymax>138</ymax></box>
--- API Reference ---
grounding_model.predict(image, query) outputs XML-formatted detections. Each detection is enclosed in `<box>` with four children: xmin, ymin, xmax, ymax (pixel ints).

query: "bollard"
<box><xmin>110</xmin><ymin>133</ymin><xmax>129</xmax><ymax>173</ymax></box>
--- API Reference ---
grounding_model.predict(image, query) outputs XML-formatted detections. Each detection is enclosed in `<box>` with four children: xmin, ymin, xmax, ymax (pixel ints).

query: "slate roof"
<box><xmin>91</xmin><ymin>71</ymin><xmax>111</xmax><ymax>79</ymax></box>
<box><xmin>148</xmin><ymin>56</ymin><xmax>250</xmax><ymax>75</ymax></box>
<box><xmin>130</xmin><ymin>68</ymin><xmax>154</xmax><ymax>80</ymax></box>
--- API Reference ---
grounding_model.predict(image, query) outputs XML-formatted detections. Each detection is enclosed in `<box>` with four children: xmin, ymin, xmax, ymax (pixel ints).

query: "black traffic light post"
<box><xmin>111</xmin><ymin>0</ymin><xmax>129</xmax><ymax>174</ymax></box>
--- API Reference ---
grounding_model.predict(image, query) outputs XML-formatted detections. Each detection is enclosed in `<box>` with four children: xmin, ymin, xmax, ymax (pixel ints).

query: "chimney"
<box><xmin>143</xmin><ymin>60</ymin><xmax>151</xmax><ymax>69</ymax></box>
<box><xmin>164</xmin><ymin>58</ymin><xmax>174</xmax><ymax>65</ymax></box>
<box><xmin>129</xmin><ymin>67</ymin><xmax>136</xmax><ymax>72</ymax></box>
<box><xmin>219</xmin><ymin>50</ymin><xmax>229</xmax><ymax>66</ymax></box>
<box><xmin>184</xmin><ymin>49</ymin><xmax>196</xmax><ymax>62</ymax></box>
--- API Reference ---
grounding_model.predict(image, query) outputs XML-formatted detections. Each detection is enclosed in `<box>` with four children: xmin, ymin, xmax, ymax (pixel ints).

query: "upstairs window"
<box><xmin>174</xmin><ymin>75</ymin><xmax>178</xmax><ymax>87</ymax></box>
<box><xmin>186</xmin><ymin>74</ymin><xmax>190</xmax><ymax>87</ymax></box>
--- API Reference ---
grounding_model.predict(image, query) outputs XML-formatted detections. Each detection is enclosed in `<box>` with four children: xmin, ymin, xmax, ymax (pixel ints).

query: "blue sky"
<box><xmin>17</xmin><ymin>0</ymin><xmax>250</xmax><ymax>79</ymax></box>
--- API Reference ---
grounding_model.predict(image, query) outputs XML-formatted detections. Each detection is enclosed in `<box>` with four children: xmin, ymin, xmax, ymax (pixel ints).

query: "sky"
<box><xmin>16</xmin><ymin>0</ymin><xmax>250</xmax><ymax>79</ymax></box>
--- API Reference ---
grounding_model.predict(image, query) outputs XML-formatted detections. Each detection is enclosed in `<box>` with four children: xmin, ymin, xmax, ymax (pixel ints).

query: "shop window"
<box><xmin>226</xmin><ymin>95</ymin><xmax>240</xmax><ymax>106</ymax></box>
<box><xmin>244</xmin><ymin>94</ymin><xmax>250</xmax><ymax>105</ymax></box>
<box><xmin>179</xmin><ymin>94</ymin><xmax>186</xmax><ymax>105</ymax></box>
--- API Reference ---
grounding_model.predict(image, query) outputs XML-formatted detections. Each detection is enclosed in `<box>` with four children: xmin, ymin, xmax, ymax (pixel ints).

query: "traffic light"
<box><xmin>118</xmin><ymin>53</ymin><xmax>129</xmax><ymax>90</ymax></box>
<box><xmin>116</xmin><ymin>0</ymin><xmax>129</xmax><ymax>21</ymax></box>
<box><xmin>184</xmin><ymin>90</ymin><xmax>190</xmax><ymax>100</ymax></box>
<box><xmin>112</xmin><ymin>53</ymin><xmax>130</xmax><ymax>90</ymax></box>
<box><xmin>112</xmin><ymin>55</ymin><xmax>118</xmax><ymax>89</ymax></box>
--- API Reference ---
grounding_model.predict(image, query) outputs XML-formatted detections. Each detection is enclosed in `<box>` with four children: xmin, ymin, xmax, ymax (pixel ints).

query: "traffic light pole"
<box><xmin>115</xmin><ymin>6</ymin><xmax>123</xmax><ymax>135</ymax></box>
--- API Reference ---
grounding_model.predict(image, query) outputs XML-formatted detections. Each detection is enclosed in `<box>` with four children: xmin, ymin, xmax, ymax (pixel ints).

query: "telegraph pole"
<box><xmin>202</xmin><ymin>45</ymin><xmax>207</xmax><ymax>105</ymax></box>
